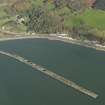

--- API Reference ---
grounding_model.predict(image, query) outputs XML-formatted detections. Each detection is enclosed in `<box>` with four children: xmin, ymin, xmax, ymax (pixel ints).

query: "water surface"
<box><xmin>0</xmin><ymin>39</ymin><xmax>105</xmax><ymax>105</ymax></box>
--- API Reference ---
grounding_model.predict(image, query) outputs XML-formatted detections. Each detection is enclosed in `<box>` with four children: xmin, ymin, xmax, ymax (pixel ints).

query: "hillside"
<box><xmin>0</xmin><ymin>0</ymin><xmax>105</xmax><ymax>44</ymax></box>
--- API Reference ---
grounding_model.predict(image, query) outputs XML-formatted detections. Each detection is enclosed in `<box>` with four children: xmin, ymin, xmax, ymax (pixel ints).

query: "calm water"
<box><xmin>94</xmin><ymin>0</ymin><xmax>105</xmax><ymax>10</ymax></box>
<box><xmin>0</xmin><ymin>39</ymin><xmax>105</xmax><ymax>105</ymax></box>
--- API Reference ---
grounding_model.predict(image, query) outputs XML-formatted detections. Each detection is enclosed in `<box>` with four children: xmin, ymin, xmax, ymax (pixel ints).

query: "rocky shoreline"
<box><xmin>0</xmin><ymin>30</ymin><xmax>105</xmax><ymax>52</ymax></box>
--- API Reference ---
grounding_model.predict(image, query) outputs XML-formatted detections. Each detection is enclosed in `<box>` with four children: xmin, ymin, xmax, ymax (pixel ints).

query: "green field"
<box><xmin>64</xmin><ymin>8</ymin><xmax>105</xmax><ymax>29</ymax></box>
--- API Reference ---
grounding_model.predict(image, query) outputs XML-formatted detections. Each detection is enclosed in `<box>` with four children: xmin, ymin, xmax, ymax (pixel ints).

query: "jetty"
<box><xmin>0</xmin><ymin>50</ymin><xmax>98</xmax><ymax>99</ymax></box>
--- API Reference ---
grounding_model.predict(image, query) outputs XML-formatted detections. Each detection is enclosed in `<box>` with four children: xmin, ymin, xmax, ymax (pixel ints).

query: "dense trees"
<box><xmin>66</xmin><ymin>0</ymin><xmax>86</xmax><ymax>12</ymax></box>
<box><xmin>2</xmin><ymin>0</ymin><xmax>104</xmax><ymax>44</ymax></box>
<box><xmin>26</xmin><ymin>7</ymin><xmax>62</xmax><ymax>33</ymax></box>
<box><xmin>43</xmin><ymin>0</ymin><xmax>86</xmax><ymax>12</ymax></box>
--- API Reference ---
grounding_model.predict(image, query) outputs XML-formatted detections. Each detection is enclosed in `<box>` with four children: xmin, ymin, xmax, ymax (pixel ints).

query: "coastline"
<box><xmin>0</xmin><ymin>30</ymin><xmax>105</xmax><ymax>52</ymax></box>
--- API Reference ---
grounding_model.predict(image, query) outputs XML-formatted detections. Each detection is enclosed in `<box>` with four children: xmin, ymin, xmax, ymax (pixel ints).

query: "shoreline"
<box><xmin>0</xmin><ymin>30</ymin><xmax>105</xmax><ymax>52</ymax></box>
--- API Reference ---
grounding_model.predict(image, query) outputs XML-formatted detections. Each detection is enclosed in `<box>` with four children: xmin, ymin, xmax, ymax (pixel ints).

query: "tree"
<box><xmin>26</xmin><ymin>7</ymin><xmax>62</xmax><ymax>33</ymax></box>
<box><xmin>66</xmin><ymin>0</ymin><xmax>86</xmax><ymax>12</ymax></box>
<box><xmin>42</xmin><ymin>0</ymin><xmax>86</xmax><ymax>12</ymax></box>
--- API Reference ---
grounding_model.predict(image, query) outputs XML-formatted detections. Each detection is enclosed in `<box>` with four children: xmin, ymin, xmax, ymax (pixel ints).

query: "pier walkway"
<box><xmin>0</xmin><ymin>50</ymin><xmax>98</xmax><ymax>99</ymax></box>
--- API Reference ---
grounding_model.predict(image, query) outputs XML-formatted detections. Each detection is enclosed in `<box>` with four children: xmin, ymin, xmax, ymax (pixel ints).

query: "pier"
<box><xmin>0</xmin><ymin>50</ymin><xmax>98</xmax><ymax>99</ymax></box>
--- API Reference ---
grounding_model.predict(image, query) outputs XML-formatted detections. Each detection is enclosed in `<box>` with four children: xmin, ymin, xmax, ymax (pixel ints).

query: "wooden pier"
<box><xmin>0</xmin><ymin>50</ymin><xmax>98</xmax><ymax>99</ymax></box>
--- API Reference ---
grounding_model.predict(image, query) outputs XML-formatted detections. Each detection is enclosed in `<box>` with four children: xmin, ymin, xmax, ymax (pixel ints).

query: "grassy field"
<box><xmin>64</xmin><ymin>8</ymin><xmax>105</xmax><ymax>29</ymax></box>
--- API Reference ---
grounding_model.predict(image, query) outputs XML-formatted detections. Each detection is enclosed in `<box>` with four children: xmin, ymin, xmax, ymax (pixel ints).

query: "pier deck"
<box><xmin>0</xmin><ymin>50</ymin><xmax>98</xmax><ymax>99</ymax></box>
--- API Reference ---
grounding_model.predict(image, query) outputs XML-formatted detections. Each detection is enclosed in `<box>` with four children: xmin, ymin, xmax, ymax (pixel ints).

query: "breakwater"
<box><xmin>0</xmin><ymin>50</ymin><xmax>98</xmax><ymax>99</ymax></box>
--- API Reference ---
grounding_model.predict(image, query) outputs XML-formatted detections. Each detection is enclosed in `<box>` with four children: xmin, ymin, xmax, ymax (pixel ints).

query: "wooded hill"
<box><xmin>0</xmin><ymin>0</ymin><xmax>105</xmax><ymax>44</ymax></box>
